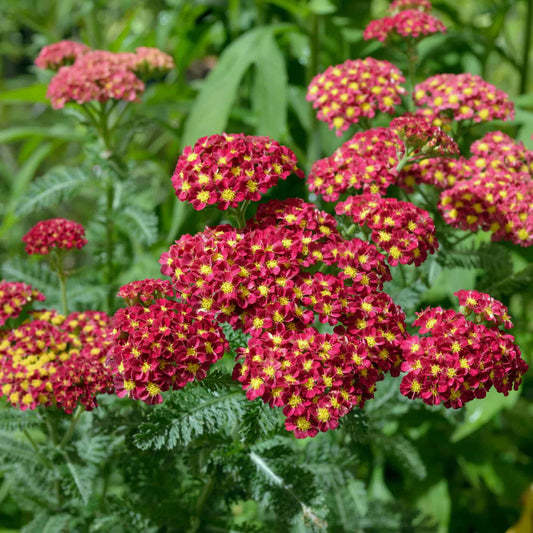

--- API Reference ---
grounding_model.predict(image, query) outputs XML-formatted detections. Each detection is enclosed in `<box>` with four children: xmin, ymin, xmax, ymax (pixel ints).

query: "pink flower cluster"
<box><xmin>308</xmin><ymin>127</ymin><xmax>401</xmax><ymax>201</ymax></box>
<box><xmin>0</xmin><ymin>310</ymin><xmax>113</xmax><ymax>413</ymax></box>
<box><xmin>399</xmin><ymin>156</ymin><xmax>473</xmax><ymax>191</ymax></box>
<box><xmin>44</xmin><ymin>45</ymin><xmax>174</xmax><ymax>109</ymax></box>
<box><xmin>390</xmin><ymin>115</ymin><xmax>459</xmax><ymax>157</ymax></box>
<box><xmin>307</xmin><ymin>58</ymin><xmax>406</xmax><ymax>135</ymax></box>
<box><xmin>160</xmin><ymin>198</ymin><xmax>408</xmax><ymax>436</ymax></box>
<box><xmin>336</xmin><ymin>194</ymin><xmax>438</xmax><ymax>266</ymax></box>
<box><xmin>414</xmin><ymin>74</ymin><xmax>515</xmax><ymax>123</ymax></box>
<box><xmin>34</xmin><ymin>40</ymin><xmax>90</xmax><ymax>70</ymax></box>
<box><xmin>0</xmin><ymin>281</ymin><xmax>46</xmax><ymax>327</ymax></box>
<box><xmin>22</xmin><ymin>218</ymin><xmax>87</xmax><ymax>255</ymax></box>
<box><xmin>107</xmin><ymin>298</ymin><xmax>228</xmax><ymax>404</ymax></box>
<box><xmin>364</xmin><ymin>10</ymin><xmax>446</xmax><ymax>43</ymax></box>
<box><xmin>388</xmin><ymin>0</ymin><xmax>432</xmax><ymax>14</ymax></box>
<box><xmin>400</xmin><ymin>296</ymin><xmax>528</xmax><ymax>408</ymax></box>
<box><xmin>455</xmin><ymin>289</ymin><xmax>513</xmax><ymax>329</ymax></box>
<box><xmin>171</xmin><ymin>133</ymin><xmax>304</xmax><ymax>211</ymax></box>
<box><xmin>117</xmin><ymin>279</ymin><xmax>175</xmax><ymax>306</ymax></box>
<box><xmin>438</xmin><ymin>132</ymin><xmax>533</xmax><ymax>246</ymax></box>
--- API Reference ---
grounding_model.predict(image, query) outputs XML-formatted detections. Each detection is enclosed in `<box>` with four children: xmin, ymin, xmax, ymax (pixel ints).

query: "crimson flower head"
<box><xmin>400</xmin><ymin>305</ymin><xmax>528</xmax><ymax>408</ymax></box>
<box><xmin>336</xmin><ymin>194</ymin><xmax>438</xmax><ymax>267</ymax></box>
<box><xmin>414</xmin><ymin>73</ymin><xmax>514</xmax><ymax>123</ymax></box>
<box><xmin>390</xmin><ymin>115</ymin><xmax>459</xmax><ymax>157</ymax></box>
<box><xmin>364</xmin><ymin>10</ymin><xmax>446</xmax><ymax>43</ymax></box>
<box><xmin>0</xmin><ymin>310</ymin><xmax>113</xmax><ymax>413</ymax></box>
<box><xmin>117</xmin><ymin>279</ymin><xmax>175</xmax><ymax>306</ymax></box>
<box><xmin>455</xmin><ymin>290</ymin><xmax>513</xmax><ymax>329</ymax></box>
<box><xmin>0</xmin><ymin>281</ymin><xmax>45</xmax><ymax>327</ymax></box>
<box><xmin>388</xmin><ymin>0</ymin><xmax>432</xmax><ymax>13</ymax></box>
<box><xmin>307</xmin><ymin>58</ymin><xmax>406</xmax><ymax>135</ymax></box>
<box><xmin>107</xmin><ymin>299</ymin><xmax>228</xmax><ymax>404</ymax></box>
<box><xmin>171</xmin><ymin>133</ymin><xmax>303</xmax><ymax>211</ymax></box>
<box><xmin>308</xmin><ymin>127</ymin><xmax>401</xmax><ymax>201</ymax></box>
<box><xmin>34</xmin><ymin>40</ymin><xmax>90</xmax><ymax>70</ymax></box>
<box><xmin>22</xmin><ymin>218</ymin><xmax>87</xmax><ymax>255</ymax></box>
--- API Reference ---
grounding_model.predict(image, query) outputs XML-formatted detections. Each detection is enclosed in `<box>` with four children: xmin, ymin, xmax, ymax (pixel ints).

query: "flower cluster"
<box><xmin>43</xmin><ymin>43</ymin><xmax>174</xmax><ymax>109</ymax></box>
<box><xmin>336</xmin><ymin>194</ymin><xmax>438</xmax><ymax>266</ymax></box>
<box><xmin>436</xmin><ymin>132</ymin><xmax>533</xmax><ymax>246</ymax></box>
<box><xmin>390</xmin><ymin>115</ymin><xmax>459</xmax><ymax>157</ymax></box>
<box><xmin>234</xmin><ymin>329</ymin><xmax>382</xmax><ymax>438</ymax></box>
<box><xmin>400</xmin><ymin>300</ymin><xmax>528</xmax><ymax>408</ymax></box>
<box><xmin>47</xmin><ymin>51</ymin><xmax>145</xmax><ymax>109</ymax></box>
<box><xmin>0</xmin><ymin>310</ymin><xmax>112</xmax><ymax>412</ymax></box>
<box><xmin>34</xmin><ymin>40</ymin><xmax>90</xmax><ymax>70</ymax></box>
<box><xmin>171</xmin><ymin>133</ymin><xmax>304</xmax><ymax>211</ymax></box>
<box><xmin>414</xmin><ymin>74</ymin><xmax>515</xmax><ymax>123</ymax></box>
<box><xmin>161</xmin><ymin>198</ymin><xmax>408</xmax><ymax>435</ymax></box>
<box><xmin>133</xmin><ymin>47</ymin><xmax>175</xmax><ymax>78</ymax></box>
<box><xmin>0</xmin><ymin>281</ymin><xmax>46</xmax><ymax>327</ymax></box>
<box><xmin>117</xmin><ymin>279</ymin><xmax>175</xmax><ymax>306</ymax></box>
<box><xmin>106</xmin><ymin>298</ymin><xmax>228</xmax><ymax>404</ymax></box>
<box><xmin>308</xmin><ymin>127</ymin><xmax>401</xmax><ymax>201</ymax></box>
<box><xmin>455</xmin><ymin>289</ymin><xmax>513</xmax><ymax>329</ymax></box>
<box><xmin>307</xmin><ymin>58</ymin><xmax>405</xmax><ymax>135</ymax></box>
<box><xmin>364</xmin><ymin>10</ymin><xmax>445</xmax><ymax>43</ymax></box>
<box><xmin>398</xmin><ymin>156</ymin><xmax>473</xmax><ymax>191</ymax></box>
<box><xmin>22</xmin><ymin>218</ymin><xmax>87</xmax><ymax>255</ymax></box>
<box><xmin>388</xmin><ymin>0</ymin><xmax>432</xmax><ymax>14</ymax></box>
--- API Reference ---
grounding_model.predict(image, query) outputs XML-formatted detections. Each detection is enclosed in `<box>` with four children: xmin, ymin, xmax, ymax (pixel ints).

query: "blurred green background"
<box><xmin>0</xmin><ymin>1</ymin><xmax>532</xmax><ymax>531</ymax></box>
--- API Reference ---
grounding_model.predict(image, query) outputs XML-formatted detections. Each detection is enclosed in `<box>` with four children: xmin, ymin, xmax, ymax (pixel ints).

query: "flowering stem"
<box><xmin>229</xmin><ymin>200</ymin><xmax>250</xmax><ymax>229</ymax></box>
<box><xmin>51</xmin><ymin>249</ymin><xmax>69</xmax><ymax>315</ymax></box>
<box><xmin>405</xmin><ymin>39</ymin><xmax>418</xmax><ymax>112</ymax></box>
<box><xmin>395</xmin><ymin>147</ymin><xmax>413</xmax><ymax>173</ymax></box>
<box><xmin>59</xmin><ymin>405</ymin><xmax>84</xmax><ymax>448</ymax></box>
<box><xmin>306</xmin><ymin>13</ymin><xmax>322</xmax><ymax>172</ymax></box>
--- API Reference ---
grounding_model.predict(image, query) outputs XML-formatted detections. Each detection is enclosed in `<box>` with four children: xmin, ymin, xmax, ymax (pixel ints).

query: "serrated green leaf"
<box><xmin>15</xmin><ymin>166</ymin><xmax>92</xmax><ymax>216</ymax></box>
<box><xmin>117</xmin><ymin>206</ymin><xmax>159</xmax><ymax>245</ymax></box>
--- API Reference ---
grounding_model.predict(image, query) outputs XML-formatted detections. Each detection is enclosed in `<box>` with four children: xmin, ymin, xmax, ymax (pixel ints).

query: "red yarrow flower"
<box><xmin>307</xmin><ymin>58</ymin><xmax>406</xmax><ymax>135</ymax></box>
<box><xmin>364</xmin><ymin>10</ymin><xmax>446</xmax><ymax>43</ymax></box>
<box><xmin>0</xmin><ymin>310</ymin><xmax>113</xmax><ymax>413</ymax></box>
<box><xmin>107</xmin><ymin>299</ymin><xmax>228</xmax><ymax>404</ymax></box>
<box><xmin>388</xmin><ymin>0</ymin><xmax>432</xmax><ymax>14</ymax></box>
<box><xmin>390</xmin><ymin>115</ymin><xmax>459</xmax><ymax>157</ymax></box>
<box><xmin>22</xmin><ymin>218</ymin><xmax>87</xmax><ymax>255</ymax></box>
<box><xmin>0</xmin><ymin>281</ymin><xmax>45</xmax><ymax>327</ymax></box>
<box><xmin>35</xmin><ymin>40</ymin><xmax>90</xmax><ymax>70</ymax></box>
<box><xmin>336</xmin><ymin>194</ymin><xmax>438</xmax><ymax>266</ymax></box>
<box><xmin>400</xmin><ymin>305</ymin><xmax>527</xmax><ymax>408</ymax></box>
<box><xmin>307</xmin><ymin>127</ymin><xmax>401</xmax><ymax>201</ymax></box>
<box><xmin>171</xmin><ymin>133</ymin><xmax>303</xmax><ymax>211</ymax></box>
<box><xmin>414</xmin><ymin>73</ymin><xmax>514</xmax><ymax>123</ymax></box>
<box><xmin>455</xmin><ymin>289</ymin><xmax>513</xmax><ymax>329</ymax></box>
<box><xmin>117</xmin><ymin>279</ymin><xmax>175</xmax><ymax>306</ymax></box>
<box><xmin>133</xmin><ymin>47</ymin><xmax>175</xmax><ymax>78</ymax></box>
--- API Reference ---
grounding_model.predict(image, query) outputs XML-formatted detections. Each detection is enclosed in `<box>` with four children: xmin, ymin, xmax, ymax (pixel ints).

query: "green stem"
<box><xmin>229</xmin><ymin>200</ymin><xmax>250</xmax><ymax>229</ymax></box>
<box><xmin>105</xmin><ymin>184</ymin><xmax>115</xmax><ymax>314</ymax></box>
<box><xmin>405</xmin><ymin>40</ymin><xmax>418</xmax><ymax>112</ymax></box>
<box><xmin>395</xmin><ymin>147</ymin><xmax>413</xmax><ymax>173</ymax></box>
<box><xmin>59</xmin><ymin>405</ymin><xmax>84</xmax><ymax>448</ymax></box>
<box><xmin>520</xmin><ymin>0</ymin><xmax>533</xmax><ymax>94</ymax></box>
<box><xmin>306</xmin><ymin>14</ymin><xmax>321</xmax><ymax>173</ymax></box>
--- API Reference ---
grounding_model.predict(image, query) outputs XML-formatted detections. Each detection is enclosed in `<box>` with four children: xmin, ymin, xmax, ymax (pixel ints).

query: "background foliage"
<box><xmin>0</xmin><ymin>0</ymin><xmax>532</xmax><ymax>531</ymax></box>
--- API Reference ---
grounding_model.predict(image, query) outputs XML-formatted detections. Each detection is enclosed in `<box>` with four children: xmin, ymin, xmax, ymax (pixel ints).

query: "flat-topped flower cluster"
<box><xmin>35</xmin><ymin>41</ymin><xmax>174</xmax><ymax>109</ymax></box>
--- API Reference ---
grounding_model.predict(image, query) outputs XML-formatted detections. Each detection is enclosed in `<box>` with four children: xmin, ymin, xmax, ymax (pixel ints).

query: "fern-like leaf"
<box><xmin>116</xmin><ymin>206</ymin><xmax>158</xmax><ymax>245</ymax></box>
<box><xmin>15</xmin><ymin>167</ymin><xmax>91</xmax><ymax>216</ymax></box>
<box><xmin>134</xmin><ymin>385</ymin><xmax>246</xmax><ymax>450</ymax></box>
<box><xmin>484</xmin><ymin>263</ymin><xmax>533</xmax><ymax>298</ymax></box>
